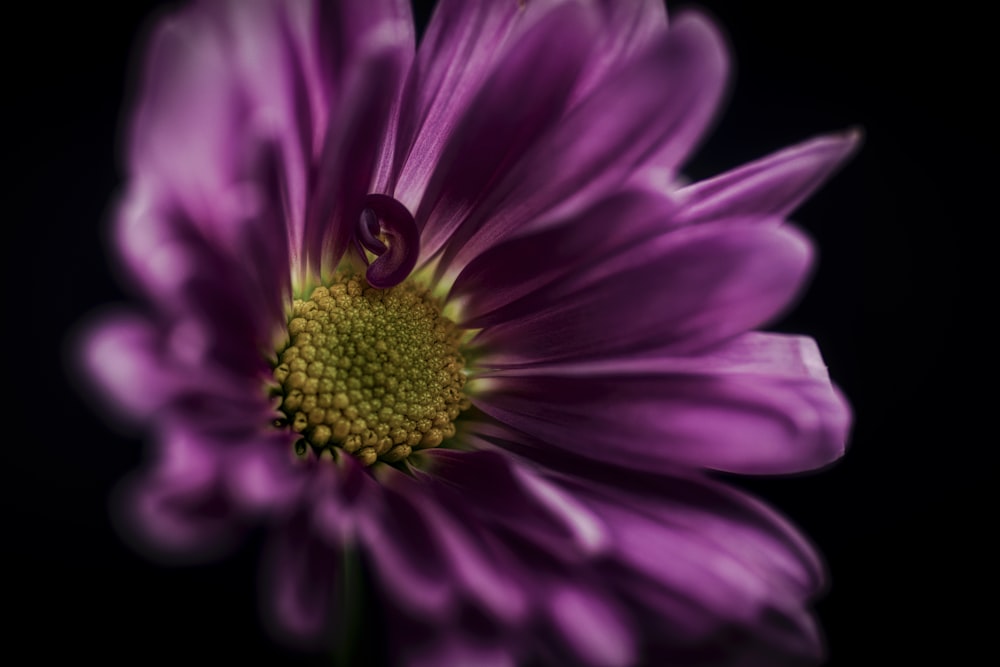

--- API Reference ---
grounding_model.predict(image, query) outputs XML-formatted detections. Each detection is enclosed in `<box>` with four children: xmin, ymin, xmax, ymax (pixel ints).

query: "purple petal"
<box><xmin>430</xmin><ymin>11</ymin><xmax>730</xmax><ymax>275</ymax></box>
<box><xmin>570</xmin><ymin>0</ymin><xmax>669</xmax><ymax>102</ymax></box>
<box><xmin>302</xmin><ymin>42</ymin><xmax>412</xmax><ymax>282</ymax></box>
<box><xmin>357</xmin><ymin>207</ymin><xmax>388</xmax><ymax>254</ymax></box>
<box><xmin>115</xmin><ymin>164</ymin><xmax>291</xmax><ymax>370</ymax></box>
<box><xmin>79</xmin><ymin>311</ymin><xmax>275</xmax><ymax>429</ymax></box>
<box><xmin>124</xmin><ymin>1</ymin><xmax>312</xmax><ymax>284</ymax></box>
<box><xmin>411</xmin><ymin>3</ymin><xmax>599</xmax><ymax>263</ymax></box>
<box><xmin>261</xmin><ymin>514</ymin><xmax>340</xmax><ymax>647</ymax></box>
<box><xmin>547</xmin><ymin>584</ymin><xmax>636</xmax><ymax>667</ymax></box>
<box><xmin>120</xmin><ymin>0</ymin><xmax>414</xmax><ymax>292</ymax></box>
<box><xmin>388</xmin><ymin>0</ymin><xmax>560</xmax><ymax>205</ymax></box>
<box><xmin>224</xmin><ymin>435</ymin><xmax>306</xmax><ymax>513</ymax></box>
<box><xmin>355</xmin><ymin>482</ymin><xmax>456</xmax><ymax>617</ymax></box>
<box><xmin>474</xmin><ymin>222</ymin><xmax>813</xmax><ymax>365</ymax></box>
<box><xmin>111</xmin><ymin>427</ymin><xmax>243</xmax><ymax>563</ymax></box>
<box><xmin>381</xmin><ymin>469</ymin><xmax>529</xmax><ymax>624</ymax></box>
<box><xmin>449</xmin><ymin>188</ymin><xmax>675</xmax><ymax>327</ymax></box>
<box><xmin>576</xmin><ymin>472</ymin><xmax>825</xmax><ymax>662</ymax></box>
<box><xmin>400</xmin><ymin>636</ymin><xmax>517</xmax><ymax>667</ymax></box>
<box><xmin>423</xmin><ymin>449</ymin><xmax>610</xmax><ymax>557</ymax></box>
<box><xmin>676</xmin><ymin>129</ymin><xmax>863</xmax><ymax>225</ymax></box>
<box><xmin>310</xmin><ymin>452</ymin><xmax>393</xmax><ymax>547</ymax></box>
<box><xmin>473</xmin><ymin>333</ymin><xmax>849</xmax><ymax>475</ymax></box>
<box><xmin>80</xmin><ymin>314</ymin><xmax>186</xmax><ymax>422</ymax></box>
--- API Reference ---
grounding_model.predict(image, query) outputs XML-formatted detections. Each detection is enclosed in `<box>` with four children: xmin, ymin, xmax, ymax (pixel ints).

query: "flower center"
<box><xmin>272</xmin><ymin>274</ymin><xmax>470</xmax><ymax>465</ymax></box>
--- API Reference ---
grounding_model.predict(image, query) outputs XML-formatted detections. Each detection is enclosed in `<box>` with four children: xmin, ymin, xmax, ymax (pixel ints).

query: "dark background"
<box><xmin>6</xmin><ymin>1</ymin><xmax>986</xmax><ymax>664</ymax></box>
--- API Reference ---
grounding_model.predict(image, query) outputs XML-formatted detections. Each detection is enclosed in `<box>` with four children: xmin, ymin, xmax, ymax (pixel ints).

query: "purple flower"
<box><xmin>79</xmin><ymin>1</ymin><xmax>858</xmax><ymax>665</ymax></box>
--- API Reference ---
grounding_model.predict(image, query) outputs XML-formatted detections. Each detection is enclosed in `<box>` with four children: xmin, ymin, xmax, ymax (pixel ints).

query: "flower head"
<box><xmin>79</xmin><ymin>1</ymin><xmax>858</xmax><ymax>665</ymax></box>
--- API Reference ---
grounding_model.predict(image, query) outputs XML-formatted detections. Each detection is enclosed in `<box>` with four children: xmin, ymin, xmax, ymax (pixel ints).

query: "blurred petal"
<box><xmin>547</xmin><ymin>584</ymin><xmax>636</xmax><ymax>667</ymax></box>
<box><xmin>423</xmin><ymin>449</ymin><xmax>610</xmax><ymax>556</ymax></box>
<box><xmin>401</xmin><ymin>636</ymin><xmax>517</xmax><ymax>667</ymax></box>
<box><xmin>355</xmin><ymin>479</ymin><xmax>457</xmax><ymax>616</ymax></box>
<box><xmin>262</xmin><ymin>515</ymin><xmax>341</xmax><ymax>646</ymax></box>
<box><xmin>112</xmin><ymin>427</ymin><xmax>243</xmax><ymax>562</ymax></box>
<box><xmin>383</xmin><ymin>468</ymin><xmax>529</xmax><ymax>623</ymax></box>
<box><xmin>81</xmin><ymin>314</ymin><xmax>185</xmax><ymax>421</ymax></box>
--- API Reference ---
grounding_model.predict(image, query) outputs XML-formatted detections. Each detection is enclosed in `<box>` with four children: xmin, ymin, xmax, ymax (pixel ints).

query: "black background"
<box><xmin>6</xmin><ymin>1</ymin><xmax>987</xmax><ymax>664</ymax></box>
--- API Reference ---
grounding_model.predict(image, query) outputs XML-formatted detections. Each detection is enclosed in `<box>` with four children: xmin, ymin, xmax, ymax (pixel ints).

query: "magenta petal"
<box><xmin>302</xmin><ymin>44</ymin><xmax>411</xmax><ymax>281</ymax></box>
<box><xmin>116</xmin><ymin>152</ymin><xmax>292</xmax><ymax>367</ymax></box>
<box><xmin>422</xmin><ymin>449</ymin><xmax>609</xmax><ymax>557</ymax></box>
<box><xmin>116</xmin><ymin>477</ymin><xmax>241</xmax><ymax>564</ymax></box>
<box><xmin>354</xmin><ymin>470</ymin><xmax>455</xmax><ymax>616</ymax></box>
<box><xmin>80</xmin><ymin>314</ymin><xmax>184</xmax><ymax>422</ymax></box>
<box><xmin>676</xmin><ymin>129</ymin><xmax>863</xmax><ymax>224</ymax></box>
<box><xmin>580</xmin><ymin>474</ymin><xmax>825</xmax><ymax>661</ymax></box>
<box><xmin>80</xmin><ymin>311</ymin><xmax>275</xmax><ymax>430</ymax></box>
<box><xmin>547</xmin><ymin>585</ymin><xmax>636</xmax><ymax>667</ymax></box>
<box><xmin>474</xmin><ymin>222</ymin><xmax>813</xmax><ymax>365</ymax></box>
<box><xmin>570</xmin><ymin>0</ymin><xmax>669</xmax><ymax>101</ymax></box>
<box><xmin>412</xmin><ymin>3</ymin><xmax>598</xmax><ymax>263</ymax></box>
<box><xmin>383</xmin><ymin>469</ymin><xmax>528</xmax><ymax>623</ymax></box>
<box><xmin>389</xmin><ymin>0</ymin><xmax>556</xmax><ymax>204</ymax></box>
<box><xmin>475</xmin><ymin>333</ymin><xmax>849</xmax><ymax>475</ymax></box>
<box><xmin>450</xmin><ymin>188</ymin><xmax>674</xmax><ymax>327</ymax></box>
<box><xmin>224</xmin><ymin>436</ymin><xmax>305</xmax><ymax>513</ymax></box>
<box><xmin>401</xmin><ymin>637</ymin><xmax>516</xmax><ymax>667</ymax></box>
<box><xmin>112</xmin><ymin>428</ymin><xmax>242</xmax><ymax>563</ymax></box>
<box><xmin>261</xmin><ymin>516</ymin><xmax>340</xmax><ymax>647</ymax></box>
<box><xmin>125</xmin><ymin>1</ymin><xmax>310</xmax><ymax>278</ymax></box>
<box><xmin>431</xmin><ymin>12</ymin><xmax>729</xmax><ymax>275</ymax></box>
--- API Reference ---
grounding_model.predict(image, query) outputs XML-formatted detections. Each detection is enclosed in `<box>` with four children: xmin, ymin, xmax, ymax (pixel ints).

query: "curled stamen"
<box><xmin>358</xmin><ymin>208</ymin><xmax>388</xmax><ymax>255</ymax></box>
<box><xmin>356</xmin><ymin>194</ymin><xmax>419</xmax><ymax>288</ymax></box>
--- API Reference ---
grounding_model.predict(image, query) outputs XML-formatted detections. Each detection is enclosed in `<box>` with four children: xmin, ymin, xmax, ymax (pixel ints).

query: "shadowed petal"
<box><xmin>400</xmin><ymin>636</ymin><xmax>517</xmax><ymax>667</ymax></box>
<box><xmin>120</xmin><ymin>0</ymin><xmax>414</xmax><ymax>291</ymax></box>
<box><xmin>474</xmin><ymin>222</ymin><xmax>813</xmax><ymax>365</ymax></box>
<box><xmin>450</xmin><ymin>188</ymin><xmax>673</xmax><ymax>327</ymax></box>
<box><xmin>473</xmin><ymin>333</ymin><xmax>849</xmax><ymax>475</ymax></box>
<box><xmin>224</xmin><ymin>435</ymin><xmax>307</xmax><ymax>513</ymax></box>
<box><xmin>381</xmin><ymin>467</ymin><xmax>529</xmax><ymax>624</ymax></box>
<box><xmin>355</xmin><ymin>479</ymin><xmax>457</xmax><ymax>617</ymax></box>
<box><xmin>111</xmin><ymin>427</ymin><xmax>244</xmax><ymax>563</ymax></box>
<box><xmin>390</xmin><ymin>0</ymin><xmax>625</xmax><ymax>203</ymax></box>
<box><xmin>577</xmin><ymin>471</ymin><xmax>826</xmax><ymax>663</ymax></box>
<box><xmin>423</xmin><ymin>449</ymin><xmax>610</xmax><ymax>557</ymax></box>
<box><xmin>547</xmin><ymin>584</ymin><xmax>636</xmax><ymax>667</ymax></box>
<box><xmin>411</xmin><ymin>3</ymin><xmax>599</xmax><ymax>263</ymax></box>
<box><xmin>431</xmin><ymin>12</ymin><xmax>729</xmax><ymax>275</ymax></box>
<box><xmin>261</xmin><ymin>514</ymin><xmax>341</xmax><ymax>647</ymax></box>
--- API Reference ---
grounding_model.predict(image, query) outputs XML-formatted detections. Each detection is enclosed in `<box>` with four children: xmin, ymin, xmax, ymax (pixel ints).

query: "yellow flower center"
<box><xmin>272</xmin><ymin>274</ymin><xmax>470</xmax><ymax>465</ymax></box>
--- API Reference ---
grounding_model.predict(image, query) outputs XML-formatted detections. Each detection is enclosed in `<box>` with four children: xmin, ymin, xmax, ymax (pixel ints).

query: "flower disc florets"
<box><xmin>272</xmin><ymin>274</ymin><xmax>470</xmax><ymax>465</ymax></box>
